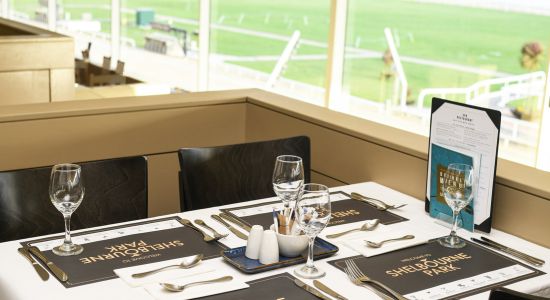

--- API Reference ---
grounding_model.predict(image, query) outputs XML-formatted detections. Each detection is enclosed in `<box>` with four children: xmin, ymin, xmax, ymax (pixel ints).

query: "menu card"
<box><xmin>426</xmin><ymin>98</ymin><xmax>501</xmax><ymax>233</ymax></box>
<box><xmin>22</xmin><ymin>217</ymin><xmax>228</xmax><ymax>288</ymax></box>
<box><xmin>328</xmin><ymin>238</ymin><xmax>543</xmax><ymax>299</ymax></box>
<box><xmin>221</xmin><ymin>191</ymin><xmax>407</xmax><ymax>229</ymax></box>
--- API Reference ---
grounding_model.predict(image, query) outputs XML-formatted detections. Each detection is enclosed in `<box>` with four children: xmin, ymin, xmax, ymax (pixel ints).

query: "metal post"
<box><xmin>111</xmin><ymin>0</ymin><xmax>121</xmax><ymax>66</ymax></box>
<box><xmin>324</xmin><ymin>0</ymin><xmax>348</xmax><ymax>109</ymax></box>
<box><xmin>198</xmin><ymin>0</ymin><xmax>210</xmax><ymax>91</ymax></box>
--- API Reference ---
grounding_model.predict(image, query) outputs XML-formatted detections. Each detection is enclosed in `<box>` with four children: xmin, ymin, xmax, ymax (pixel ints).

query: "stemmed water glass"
<box><xmin>50</xmin><ymin>163</ymin><xmax>85</xmax><ymax>256</ymax></box>
<box><xmin>438</xmin><ymin>163</ymin><xmax>475</xmax><ymax>249</ymax></box>
<box><xmin>294</xmin><ymin>183</ymin><xmax>331</xmax><ymax>279</ymax></box>
<box><xmin>272</xmin><ymin>155</ymin><xmax>304</xmax><ymax>222</ymax></box>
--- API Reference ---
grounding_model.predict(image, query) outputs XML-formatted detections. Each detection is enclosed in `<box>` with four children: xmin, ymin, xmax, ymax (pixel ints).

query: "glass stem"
<box><xmin>63</xmin><ymin>214</ymin><xmax>72</xmax><ymax>245</ymax></box>
<box><xmin>451</xmin><ymin>209</ymin><xmax>459</xmax><ymax>237</ymax></box>
<box><xmin>305</xmin><ymin>236</ymin><xmax>315</xmax><ymax>269</ymax></box>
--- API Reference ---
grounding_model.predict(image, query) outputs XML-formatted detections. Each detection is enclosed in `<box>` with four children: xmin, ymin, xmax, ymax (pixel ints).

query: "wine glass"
<box><xmin>294</xmin><ymin>183</ymin><xmax>331</xmax><ymax>279</ymax></box>
<box><xmin>438</xmin><ymin>163</ymin><xmax>475</xmax><ymax>249</ymax></box>
<box><xmin>50</xmin><ymin>163</ymin><xmax>85</xmax><ymax>256</ymax></box>
<box><xmin>272</xmin><ymin>155</ymin><xmax>304</xmax><ymax>222</ymax></box>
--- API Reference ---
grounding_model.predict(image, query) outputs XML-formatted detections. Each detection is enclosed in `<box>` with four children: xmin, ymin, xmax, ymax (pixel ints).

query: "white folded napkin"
<box><xmin>144</xmin><ymin>271</ymin><xmax>249</xmax><ymax>300</ymax></box>
<box><xmin>343</xmin><ymin>225</ymin><xmax>437</xmax><ymax>257</ymax></box>
<box><xmin>114</xmin><ymin>256</ymin><xmax>214</xmax><ymax>287</ymax></box>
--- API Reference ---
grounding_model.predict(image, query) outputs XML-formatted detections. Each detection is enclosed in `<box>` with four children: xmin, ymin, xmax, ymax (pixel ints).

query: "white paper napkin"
<box><xmin>343</xmin><ymin>225</ymin><xmax>439</xmax><ymax>257</ymax></box>
<box><xmin>144</xmin><ymin>271</ymin><xmax>249</xmax><ymax>300</ymax></box>
<box><xmin>114</xmin><ymin>256</ymin><xmax>215</xmax><ymax>287</ymax></box>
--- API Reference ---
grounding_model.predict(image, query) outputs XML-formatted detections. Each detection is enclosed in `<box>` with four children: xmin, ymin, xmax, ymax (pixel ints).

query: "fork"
<box><xmin>350</xmin><ymin>192</ymin><xmax>407</xmax><ymax>211</ymax></box>
<box><xmin>344</xmin><ymin>259</ymin><xmax>408</xmax><ymax>300</ymax></box>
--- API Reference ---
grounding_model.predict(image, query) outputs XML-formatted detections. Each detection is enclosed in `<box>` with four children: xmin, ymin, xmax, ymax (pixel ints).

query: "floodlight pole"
<box><xmin>384</xmin><ymin>28</ymin><xmax>408</xmax><ymax>110</ymax></box>
<box><xmin>266</xmin><ymin>30</ymin><xmax>300</xmax><ymax>88</ymax></box>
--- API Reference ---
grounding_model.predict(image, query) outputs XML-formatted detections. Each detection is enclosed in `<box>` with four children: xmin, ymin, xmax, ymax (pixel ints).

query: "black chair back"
<box><xmin>489</xmin><ymin>287</ymin><xmax>549</xmax><ymax>300</ymax></box>
<box><xmin>0</xmin><ymin>156</ymin><xmax>148</xmax><ymax>242</ymax></box>
<box><xmin>178</xmin><ymin>136</ymin><xmax>310</xmax><ymax>211</ymax></box>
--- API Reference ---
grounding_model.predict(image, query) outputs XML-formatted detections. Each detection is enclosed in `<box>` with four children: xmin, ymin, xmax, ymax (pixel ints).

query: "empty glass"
<box><xmin>272</xmin><ymin>155</ymin><xmax>304</xmax><ymax>221</ymax></box>
<box><xmin>50</xmin><ymin>163</ymin><xmax>85</xmax><ymax>256</ymax></box>
<box><xmin>294</xmin><ymin>183</ymin><xmax>331</xmax><ymax>279</ymax></box>
<box><xmin>438</xmin><ymin>163</ymin><xmax>475</xmax><ymax>249</ymax></box>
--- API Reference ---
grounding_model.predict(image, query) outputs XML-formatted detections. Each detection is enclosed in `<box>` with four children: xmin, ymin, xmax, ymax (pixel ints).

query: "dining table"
<box><xmin>1</xmin><ymin>182</ymin><xmax>549</xmax><ymax>300</ymax></box>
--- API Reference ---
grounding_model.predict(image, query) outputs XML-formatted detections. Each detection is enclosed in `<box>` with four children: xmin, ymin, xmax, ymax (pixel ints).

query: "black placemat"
<box><xmin>196</xmin><ymin>272</ymin><xmax>320</xmax><ymax>300</ymax></box>
<box><xmin>22</xmin><ymin>217</ymin><xmax>228</xmax><ymax>288</ymax></box>
<box><xmin>221</xmin><ymin>191</ymin><xmax>407</xmax><ymax>229</ymax></box>
<box><xmin>328</xmin><ymin>238</ymin><xmax>544</xmax><ymax>299</ymax></box>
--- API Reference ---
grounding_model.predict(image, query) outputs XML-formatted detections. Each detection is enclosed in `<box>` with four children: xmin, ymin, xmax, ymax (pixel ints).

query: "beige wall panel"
<box><xmin>147</xmin><ymin>153</ymin><xmax>181</xmax><ymax>217</ymax></box>
<box><xmin>0</xmin><ymin>103</ymin><xmax>246</xmax><ymax>171</ymax></box>
<box><xmin>0</xmin><ymin>40</ymin><xmax>74</xmax><ymax>71</ymax></box>
<box><xmin>311</xmin><ymin>171</ymin><xmax>347</xmax><ymax>188</ymax></box>
<box><xmin>245</xmin><ymin>104</ymin><xmax>427</xmax><ymax>200</ymax></box>
<box><xmin>50</xmin><ymin>68</ymin><xmax>75</xmax><ymax>101</ymax></box>
<box><xmin>492</xmin><ymin>184</ymin><xmax>550</xmax><ymax>248</ymax></box>
<box><xmin>0</xmin><ymin>70</ymin><xmax>49</xmax><ymax>105</ymax></box>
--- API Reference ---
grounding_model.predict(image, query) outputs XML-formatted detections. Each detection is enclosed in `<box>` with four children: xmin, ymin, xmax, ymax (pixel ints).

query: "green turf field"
<box><xmin>11</xmin><ymin>0</ymin><xmax>550</xmax><ymax>105</ymax></box>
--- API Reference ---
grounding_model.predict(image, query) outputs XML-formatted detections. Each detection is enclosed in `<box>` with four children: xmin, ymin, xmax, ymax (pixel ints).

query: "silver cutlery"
<box><xmin>313</xmin><ymin>279</ymin><xmax>348</xmax><ymax>300</ymax></box>
<box><xmin>27</xmin><ymin>246</ymin><xmax>68</xmax><ymax>282</ymax></box>
<box><xmin>178</xmin><ymin>218</ymin><xmax>221</xmax><ymax>242</ymax></box>
<box><xmin>160</xmin><ymin>275</ymin><xmax>233</xmax><ymax>292</ymax></box>
<box><xmin>472</xmin><ymin>237</ymin><xmax>545</xmax><ymax>267</ymax></box>
<box><xmin>211</xmin><ymin>214</ymin><xmax>248</xmax><ymax>240</ymax></box>
<box><xmin>326</xmin><ymin>219</ymin><xmax>380</xmax><ymax>239</ymax></box>
<box><xmin>344</xmin><ymin>259</ymin><xmax>407</xmax><ymax>300</ymax></box>
<box><xmin>351</xmin><ymin>192</ymin><xmax>407</xmax><ymax>211</ymax></box>
<box><xmin>131</xmin><ymin>254</ymin><xmax>203</xmax><ymax>278</ymax></box>
<box><xmin>195</xmin><ymin>219</ymin><xmax>228</xmax><ymax>239</ymax></box>
<box><xmin>365</xmin><ymin>235</ymin><xmax>415</xmax><ymax>248</ymax></box>
<box><xmin>294</xmin><ymin>278</ymin><xmax>332</xmax><ymax>300</ymax></box>
<box><xmin>17</xmin><ymin>247</ymin><xmax>49</xmax><ymax>281</ymax></box>
<box><xmin>219</xmin><ymin>213</ymin><xmax>252</xmax><ymax>232</ymax></box>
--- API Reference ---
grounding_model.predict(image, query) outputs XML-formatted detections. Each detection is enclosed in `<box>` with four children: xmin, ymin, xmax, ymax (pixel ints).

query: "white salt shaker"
<box><xmin>259</xmin><ymin>229</ymin><xmax>279</xmax><ymax>264</ymax></box>
<box><xmin>245</xmin><ymin>225</ymin><xmax>264</xmax><ymax>259</ymax></box>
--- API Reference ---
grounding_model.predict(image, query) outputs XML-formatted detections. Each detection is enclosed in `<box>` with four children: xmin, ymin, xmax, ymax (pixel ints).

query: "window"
<box><xmin>10</xmin><ymin>0</ymin><xmax>47</xmax><ymax>26</ymax></box>
<box><xmin>209</xmin><ymin>0</ymin><xmax>330</xmax><ymax>105</ymax></box>
<box><xmin>120</xmin><ymin>0</ymin><xmax>199</xmax><ymax>91</ymax></box>
<box><xmin>343</xmin><ymin>0</ymin><xmax>550</xmax><ymax>166</ymax></box>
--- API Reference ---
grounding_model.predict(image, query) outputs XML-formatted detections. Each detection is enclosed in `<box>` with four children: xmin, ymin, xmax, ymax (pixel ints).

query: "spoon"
<box><xmin>195</xmin><ymin>219</ymin><xmax>228</xmax><ymax>239</ymax></box>
<box><xmin>365</xmin><ymin>235</ymin><xmax>415</xmax><ymax>248</ymax></box>
<box><xmin>131</xmin><ymin>254</ymin><xmax>204</xmax><ymax>278</ymax></box>
<box><xmin>325</xmin><ymin>219</ymin><xmax>380</xmax><ymax>239</ymax></box>
<box><xmin>161</xmin><ymin>275</ymin><xmax>233</xmax><ymax>292</ymax></box>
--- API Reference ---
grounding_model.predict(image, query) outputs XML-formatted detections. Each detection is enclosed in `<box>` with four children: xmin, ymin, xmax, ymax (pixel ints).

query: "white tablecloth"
<box><xmin>1</xmin><ymin>182</ymin><xmax>549</xmax><ymax>300</ymax></box>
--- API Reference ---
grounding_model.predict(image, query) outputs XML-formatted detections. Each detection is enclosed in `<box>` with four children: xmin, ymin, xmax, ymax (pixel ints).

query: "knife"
<box><xmin>28</xmin><ymin>246</ymin><xmax>69</xmax><ymax>282</ymax></box>
<box><xmin>294</xmin><ymin>278</ymin><xmax>332</xmax><ymax>300</ymax></box>
<box><xmin>313</xmin><ymin>280</ymin><xmax>348</xmax><ymax>300</ymax></box>
<box><xmin>471</xmin><ymin>238</ymin><xmax>545</xmax><ymax>267</ymax></box>
<box><xmin>18</xmin><ymin>247</ymin><xmax>49</xmax><ymax>281</ymax></box>
<box><xmin>219</xmin><ymin>213</ymin><xmax>252</xmax><ymax>232</ymax></box>
<box><xmin>211</xmin><ymin>214</ymin><xmax>248</xmax><ymax>240</ymax></box>
<box><xmin>479</xmin><ymin>237</ymin><xmax>545</xmax><ymax>266</ymax></box>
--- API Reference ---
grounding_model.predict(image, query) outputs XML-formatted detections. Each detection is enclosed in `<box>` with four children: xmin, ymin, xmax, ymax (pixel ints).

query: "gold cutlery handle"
<box><xmin>326</xmin><ymin>228</ymin><xmax>360</xmax><ymax>239</ymax></box>
<box><xmin>178</xmin><ymin>218</ymin><xmax>214</xmax><ymax>241</ymax></box>
<box><xmin>131</xmin><ymin>264</ymin><xmax>179</xmax><ymax>278</ymax></box>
